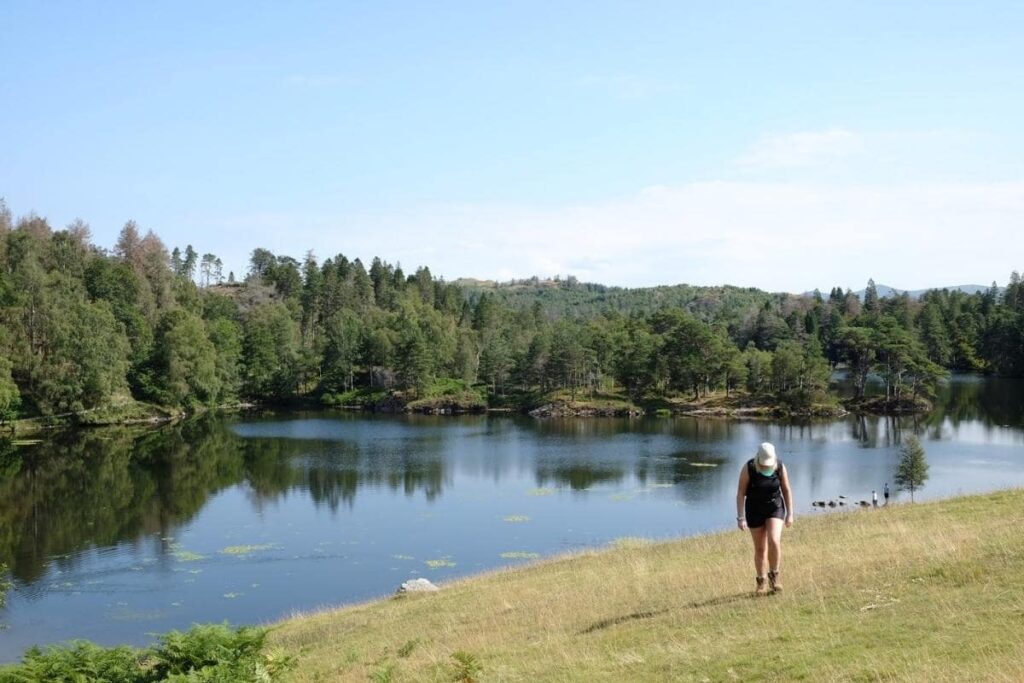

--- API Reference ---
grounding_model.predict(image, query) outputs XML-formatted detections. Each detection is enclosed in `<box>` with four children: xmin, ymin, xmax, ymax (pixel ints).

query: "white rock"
<box><xmin>398</xmin><ymin>578</ymin><xmax>439</xmax><ymax>594</ymax></box>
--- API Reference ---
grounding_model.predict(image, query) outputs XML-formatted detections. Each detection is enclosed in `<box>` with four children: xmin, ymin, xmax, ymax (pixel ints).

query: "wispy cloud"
<box><xmin>211</xmin><ymin>178</ymin><xmax>1024</xmax><ymax>293</ymax></box>
<box><xmin>577</xmin><ymin>74</ymin><xmax>679</xmax><ymax>100</ymax></box>
<box><xmin>738</xmin><ymin>128</ymin><xmax>864</xmax><ymax>169</ymax></box>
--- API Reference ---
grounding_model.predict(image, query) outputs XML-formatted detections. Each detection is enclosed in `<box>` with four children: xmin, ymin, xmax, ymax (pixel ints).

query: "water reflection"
<box><xmin>0</xmin><ymin>376</ymin><xmax>1022</xmax><ymax>658</ymax></box>
<box><xmin>0</xmin><ymin>418</ymin><xmax>244</xmax><ymax>584</ymax></box>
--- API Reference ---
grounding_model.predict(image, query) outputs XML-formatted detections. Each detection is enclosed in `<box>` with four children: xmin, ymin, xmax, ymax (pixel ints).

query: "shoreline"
<box><xmin>1</xmin><ymin>487</ymin><xmax>1020</xmax><ymax>677</ymax></box>
<box><xmin>264</xmin><ymin>487</ymin><xmax>1024</xmax><ymax>681</ymax></box>
<box><xmin>2</xmin><ymin>397</ymin><xmax>925</xmax><ymax>435</ymax></box>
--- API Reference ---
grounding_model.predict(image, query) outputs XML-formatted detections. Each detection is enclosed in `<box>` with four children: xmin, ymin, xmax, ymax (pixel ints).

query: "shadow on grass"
<box><xmin>578</xmin><ymin>609</ymin><xmax>670</xmax><ymax>635</ymax></box>
<box><xmin>682</xmin><ymin>591</ymin><xmax>754</xmax><ymax>610</ymax></box>
<box><xmin>577</xmin><ymin>592</ymin><xmax>754</xmax><ymax>635</ymax></box>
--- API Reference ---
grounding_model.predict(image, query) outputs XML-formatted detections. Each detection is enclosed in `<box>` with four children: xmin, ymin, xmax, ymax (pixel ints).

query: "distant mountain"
<box><xmin>857</xmin><ymin>284</ymin><xmax>998</xmax><ymax>301</ymax></box>
<box><xmin>803</xmin><ymin>284</ymin><xmax>1000</xmax><ymax>301</ymax></box>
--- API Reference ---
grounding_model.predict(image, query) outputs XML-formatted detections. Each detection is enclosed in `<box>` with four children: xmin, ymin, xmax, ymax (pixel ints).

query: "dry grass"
<box><xmin>269</xmin><ymin>489</ymin><xmax>1024</xmax><ymax>682</ymax></box>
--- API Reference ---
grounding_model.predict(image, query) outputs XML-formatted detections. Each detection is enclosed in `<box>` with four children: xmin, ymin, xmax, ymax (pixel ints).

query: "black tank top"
<box><xmin>746</xmin><ymin>459</ymin><xmax>783</xmax><ymax>507</ymax></box>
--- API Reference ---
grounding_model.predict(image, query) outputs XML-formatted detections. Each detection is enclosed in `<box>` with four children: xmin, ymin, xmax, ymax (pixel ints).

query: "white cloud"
<box><xmin>212</xmin><ymin>179</ymin><xmax>1024</xmax><ymax>293</ymax></box>
<box><xmin>738</xmin><ymin>128</ymin><xmax>864</xmax><ymax>169</ymax></box>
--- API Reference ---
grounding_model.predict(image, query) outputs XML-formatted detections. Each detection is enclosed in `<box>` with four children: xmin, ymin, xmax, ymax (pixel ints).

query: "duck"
<box><xmin>828</xmin><ymin>500</ymin><xmax>837</xmax><ymax>507</ymax></box>
<box><xmin>812</xmin><ymin>500</ymin><xmax>826</xmax><ymax>507</ymax></box>
<box><xmin>858</xmin><ymin>500</ymin><xmax>870</xmax><ymax>507</ymax></box>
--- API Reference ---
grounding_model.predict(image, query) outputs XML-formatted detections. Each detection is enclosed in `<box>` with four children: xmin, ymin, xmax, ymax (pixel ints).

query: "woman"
<box><xmin>736</xmin><ymin>442</ymin><xmax>793</xmax><ymax>595</ymax></box>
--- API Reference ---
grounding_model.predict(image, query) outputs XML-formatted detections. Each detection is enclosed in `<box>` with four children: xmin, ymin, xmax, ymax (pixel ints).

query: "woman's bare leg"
<box><xmin>765</xmin><ymin>517</ymin><xmax>784</xmax><ymax>572</ymax></box>
<box><xmin>749</xmin><ymin>526</ymin><xmax>768</xmax><ymax>576</ymax></box>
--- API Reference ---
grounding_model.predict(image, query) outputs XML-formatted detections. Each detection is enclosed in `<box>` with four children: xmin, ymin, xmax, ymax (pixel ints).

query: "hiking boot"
<box><xmin>754</xmin><ymin>576</ymin><xmax>768</xmax><ymax>596</ymax></box>
<box><xmin>768</xmin><ymin>570</ymin><xmax>782</xmax><ymax>593</ymax></box>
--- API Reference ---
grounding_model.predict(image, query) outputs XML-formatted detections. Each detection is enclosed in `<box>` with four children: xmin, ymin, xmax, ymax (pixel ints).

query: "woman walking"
<box><xmin>736</xmin><ymin>442</ymin><xmax>794</xmax><ymax>595</ymax></box>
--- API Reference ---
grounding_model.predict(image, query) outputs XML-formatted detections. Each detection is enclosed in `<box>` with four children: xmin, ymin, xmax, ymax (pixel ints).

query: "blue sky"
<box><xmin>2</xmin><ymin>1</ymin><xmax>1022</xmax><ymax>291</ymax></box>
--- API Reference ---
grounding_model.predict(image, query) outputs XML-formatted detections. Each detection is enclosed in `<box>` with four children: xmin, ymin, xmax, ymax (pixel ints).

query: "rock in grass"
<box><xmin>397</xmin><ymin>578</ymin><xmax>439</xmax><ymax>594</ymax></box>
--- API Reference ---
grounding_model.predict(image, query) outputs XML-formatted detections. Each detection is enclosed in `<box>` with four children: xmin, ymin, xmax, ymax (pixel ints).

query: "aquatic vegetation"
<box><xmin>609</xmin><ymin>492</ymin><xmax>635</xmax><ymax>502</ymax></box>
<box><xmin>503</xmin><ymin>515</ymin><xmax>530</xmax><ymax>523</ymax></box>
<box><xmin>220</xmin><ymin>543</ymin><xmax>278</xmax><ymax>556</ymax></box>
<box><xmin>171</xmin><ymin>550</ymin><xmax>204</xmax><ymax>562</ymax></box>
<box><xmin>223</xmin><ymin>592</ymin><xmax>243</xmax><ymax>599</ymax></box>
<box><xmin>391</xmin><ymin>554</ymin><xmax>415</xmax><ymax>561</ymax></box>
<box><xmin>527</xmin><ymin>487</ymin><xmax>555</xmax><ymax>497</ymax></box>
<box><xmin>500</xmin><ymin>551</ymin><xmax>540</xmax><ymax>560</ymax></box>
<box><xmin>425</xmin><ymin>557</ymin><xmax>456</xmax><ymax>568</ymax></box>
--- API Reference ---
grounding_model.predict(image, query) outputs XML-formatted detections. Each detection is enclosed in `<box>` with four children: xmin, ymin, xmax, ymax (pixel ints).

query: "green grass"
<box><xmin>271</xmin><ymin>489</ymin><xmax>1024</xmax><ymax>681</ymax></box>
<box><xmin>320</xmin><ymin>388</ymin><xmax>390</xmax><ymax>408</ymax></box>
<box><xmin>11</xmin><ymin>398</ymin><xmax>179</xmax><ymax>434</ymax></box>
<box><xmin>406</xmin><ymin>379</ymin><xmax>488</xmax><ymax>413</ymax></box>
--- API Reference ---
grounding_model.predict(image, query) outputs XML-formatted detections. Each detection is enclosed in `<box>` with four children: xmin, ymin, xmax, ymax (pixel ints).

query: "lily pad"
<box><xmin>425</xmin><ymin>558</ymin><xmax>456</xmax><ymax>568</ymax></box>
<box><xmin>503</xmin><ymin>515</ymin><xmax>530</xmax><ymax>523</ymax></box>
<box><xmin>500</xmin><ymin>551</ymin><xmax>540</xmax><ymax>560</ymax></box>
<box><xmin>172</xmin><ymin>550</ymin><xmax>205</xmax><ymax>562</ymax></box>
<box><xmin>220</xmin><ymin>543</ymin><xmax>277</xmax><ymax>556</ymax></box>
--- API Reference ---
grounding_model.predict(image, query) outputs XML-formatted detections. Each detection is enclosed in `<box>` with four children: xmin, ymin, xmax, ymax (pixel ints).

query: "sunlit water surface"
<box><xmin>1</xmin><ymin>376</ymin><xmax>1022</xmax><ymax>660</ymax></box>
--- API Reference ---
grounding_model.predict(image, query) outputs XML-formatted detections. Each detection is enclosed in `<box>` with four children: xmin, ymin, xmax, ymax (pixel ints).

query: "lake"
<box><xmin>1</xmin><ymin>375</ymin><xmax>1022</xmax><ymax>661</ymax></box>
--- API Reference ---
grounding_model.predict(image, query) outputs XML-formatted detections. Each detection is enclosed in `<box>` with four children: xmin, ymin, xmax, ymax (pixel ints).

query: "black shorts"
<box><xmin>746</xmin><ymin>501</ymin><xmax>786</xmax><ymax>529</ymax></box>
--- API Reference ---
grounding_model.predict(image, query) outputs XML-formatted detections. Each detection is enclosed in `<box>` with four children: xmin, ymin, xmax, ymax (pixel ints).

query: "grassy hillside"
<box><xmin>271</xmin><ymin>489</ymin><xmax>1024</xmax><ymax>682</ymax></box>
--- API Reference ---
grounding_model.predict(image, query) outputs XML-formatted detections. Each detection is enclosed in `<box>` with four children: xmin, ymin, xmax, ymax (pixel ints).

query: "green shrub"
<box><xmin>0</xmin><ymin>623</ymin><xmax>292</xmax><ymax>682</ymax></box>
<box><xmin>450</xmin><ymin>650</ymin><xmax>482</xmax><ymax>683</ymax></box>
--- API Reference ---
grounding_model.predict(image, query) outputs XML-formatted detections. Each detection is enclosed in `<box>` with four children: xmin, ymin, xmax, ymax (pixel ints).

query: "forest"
<box><xmin>1</xmin><ymin>199</ymin><xmax>1023</xmax><ymax>421</ymax></box>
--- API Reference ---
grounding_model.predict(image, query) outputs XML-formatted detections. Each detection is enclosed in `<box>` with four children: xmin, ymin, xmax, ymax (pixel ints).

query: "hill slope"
<box><xmin>456</xmin><ymin>278</ymin><xmax>781</xmax><ymax>321</ymax></box>
<box><xmin>271</xmin><ymin>489</ymin><xmax>1024</xmax><ymax>681</ymax></box>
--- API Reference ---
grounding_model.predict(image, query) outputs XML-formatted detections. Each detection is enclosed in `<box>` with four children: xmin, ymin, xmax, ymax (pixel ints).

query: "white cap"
<box><xmin>756</xmin><ymin>442</ymin><xmax>777</xmax><ymax>469</ymax></box>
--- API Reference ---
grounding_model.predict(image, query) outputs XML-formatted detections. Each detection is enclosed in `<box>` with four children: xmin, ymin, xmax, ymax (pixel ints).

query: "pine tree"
<box><xmin>895</xmin><ymin>434</ymin><xmax>929</xmax><ymax>502</ymax></box>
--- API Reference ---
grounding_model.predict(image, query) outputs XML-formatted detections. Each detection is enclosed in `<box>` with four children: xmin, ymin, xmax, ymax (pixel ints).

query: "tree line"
<box><xmin>1</xmin><ymin>200</ymin><xmax>1023</xmax><ymax>419</ymax></box>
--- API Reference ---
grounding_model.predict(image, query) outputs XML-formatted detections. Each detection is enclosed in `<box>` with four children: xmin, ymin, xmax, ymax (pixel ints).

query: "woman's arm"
<box><xmin>779</xmin><ymin>463</ymin><xmax>794</xmax><ymax>527</ymax></box>
<box><xmin>736</xmin><ymin>464</ymin><xmax>749</xmax><ymax>530</ymax></box>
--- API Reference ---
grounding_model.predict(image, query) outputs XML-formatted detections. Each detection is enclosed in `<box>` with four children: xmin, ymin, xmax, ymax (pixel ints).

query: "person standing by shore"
<box><xmin>872</xmin><ymin>490</ymin><xmax>878</xmax><ymax>508</ymax></box>
<box><xmin>736</xmin><ymin>442</ymin><xmax>794</xmax><ymax>595</ymax></box>
<box><xmin>884</xmin><ymin>482</ymin><xmax>890</xmax><ymax>505</ymax></box>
